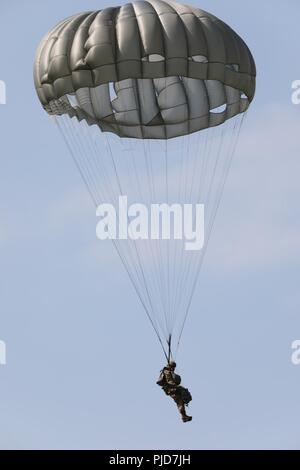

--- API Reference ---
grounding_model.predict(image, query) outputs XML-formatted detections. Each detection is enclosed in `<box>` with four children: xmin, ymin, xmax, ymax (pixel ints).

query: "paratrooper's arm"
<box><xmin>164</xmin><ymin>369</ymin><xmax>177</xmax><ymax>386</ymax></box>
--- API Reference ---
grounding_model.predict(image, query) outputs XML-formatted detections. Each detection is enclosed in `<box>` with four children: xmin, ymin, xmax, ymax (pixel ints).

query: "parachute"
<box><xmin>34</xmin><ymin>1</ymin><xmax>256</xmax><ymax>361</ymax></box>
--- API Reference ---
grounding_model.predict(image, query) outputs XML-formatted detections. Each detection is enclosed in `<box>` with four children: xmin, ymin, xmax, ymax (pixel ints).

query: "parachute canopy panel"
<box><xmin>34</xmin><ymin>0</ymin><xmax>256</xmax><ymax>139</ymax></box>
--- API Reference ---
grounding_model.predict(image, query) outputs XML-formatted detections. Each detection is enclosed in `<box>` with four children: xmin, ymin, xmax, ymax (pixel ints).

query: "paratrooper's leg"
<box><xmin>173</xmin><ymin>395</ymin><xmax>192</xmax><ymax>423</ymax></box>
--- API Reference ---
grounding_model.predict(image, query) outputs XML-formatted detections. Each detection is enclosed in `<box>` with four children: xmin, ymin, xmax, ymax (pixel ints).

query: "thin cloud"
<box><xmin>205</xmin><ymin>105</ymin><xmax>300</xmax><ymax>274</ymax></box>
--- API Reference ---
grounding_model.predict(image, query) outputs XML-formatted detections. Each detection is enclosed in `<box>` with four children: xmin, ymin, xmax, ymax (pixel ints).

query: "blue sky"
<box><xmin>0</xmin><ymin>0</ymin><xmax>300</xmax><ymax>450</ymax></box>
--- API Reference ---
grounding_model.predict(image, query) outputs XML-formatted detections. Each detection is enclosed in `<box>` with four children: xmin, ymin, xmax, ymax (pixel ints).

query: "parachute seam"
<box><xmin>167</xmin><ymin>1</ymin><xmax>191</xmax><ymax>135</ymax></box>
<box><xmin>149</xmin><ymin>1</ymin><xmax>168</xmax><ymax>138</ymax></box>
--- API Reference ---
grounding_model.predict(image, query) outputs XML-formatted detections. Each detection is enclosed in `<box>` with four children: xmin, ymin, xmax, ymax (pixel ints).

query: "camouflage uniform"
<box><xmin>157</xmin><ymin>363</ymin><xmax>192</xmax><ymax>422</ymax></box>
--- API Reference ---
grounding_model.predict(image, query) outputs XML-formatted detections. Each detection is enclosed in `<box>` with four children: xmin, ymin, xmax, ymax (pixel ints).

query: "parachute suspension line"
<box><xmin>165</xmin><ymin>138</ymin><xmax>172</xmax><ymax>336</ymax></box>
<box><xmin>96</xmin><ymin>133</ymin><xmax>168</xmax><ymax>346</ymax></box>
<box><xmin>58</xmin><ymin>118</ymin><xmax>139</xmax><ymax>290</ymax></box>
<box><xmin>109</xmin><ymin>226</ymin><xmax>169</xmax><ymax>360</ymax></box>
<box><xmin>142</xmin><ymin>140</ymin><xmax>171</xmax><ymax>342</ymax></box>
<box><xmin>91</xmin><ymin>136</ymin><xmax>154</xmax><ymax>311</ymax></box>
<box><xmin>56</xmin><ymin>116</ymin><xmax>169</xmax><ymax>360</ymax></box>
<box><xmin>133</xmin><ymin>79</ymin><xmax>172</xmax><ymax>345</ymax></box>
<box><xmin>55</xmin><ymin>109</ymin><xmax>246</xmax><ymax>361</ymax></box>
<box><xmin>55</xmin><ymin>116</ymin><xmax>102</xmax><ymax>206</ymax></box>
<box><xmin>171</xmin><ymin>126</ymin><xmax>214</xmax><ymax>338</ymax></box>
<box><xmin>173</xmin><ymin>132</ymin><xmax>211</xmax><ymax>324</ymax></box>
<box><xmin>103</xmin><ymin>133</ymin><xmax>123</xmax><ymax>198</ymax></box>
<box><xmin>189</xmin><ymin>130</ymin><xmax>204</xmax><ymax>203</ymax></box>
<box><xmin>169</xmin><ymin>135</ymin><xmax>186</xmax><ymax>329</ymax></box>
<box><xmin>167</xmin><ymin>334</ymin><xmax>173</xmax><ymax>364</ymax></box>
<box><xmin>163</xmin><ymin>77</ymin><xmax>172</xmax><ymax>338</ymax></box>
<box><xmin>98</xmin><ymin>141</ymin><xmax>165</xmax><ymax>348</ymax></box>
<box><xmin>131</xmin><ymin>82</ymin><xmax>169</xmax><ymax>346</ymax></box>
<box><xmin>204</xmin><ymin>115</ymin><xmax>245</xmax><ymax>245</ymax></box>
<box><xmin>205</xmin><ymin>126</ymin><xmax>226</xmax><ymax>214</ymax></box>
<box><xmin>111</xmin><ymin>237</ymin><xmax>169</xmax><ymax>362</ymax></box>
<box><xmin>123</xmin><ymin>138</ymin><xmax>168</xmax><ymax>338</ymax></box>
<box><xmin>57</xmin><ymin>111</ymin><xmax>243</xmax><ymax>359</ymax></box>
<box><xmin>141</xmin><ymin>139</ymin><xmax>170</xmax><ymax>338</ymax></box>
<box><xmin>175</xmin><ymin>114</ymin><xmax>246</xmax><ymax>354</ymax></box>
<box><xmin>54</xmin><ymin>117</ymin><xmax>97</xmax><ymax>207</ymax></box>
<box><xmin>97</xmin><ymin>134</ymin><xmax>169</xmax><ymax>358</ymax></box>
<box><xmin>170</xmin><ymin>135</ymin><xmax>190</xmax><ymax>324</ymax></box>
<box><xmin>116</xmin><ymin>141</ymin><xmax>170</xmax><ymax>350</ymax></box>
<box><xmin>207</xmin><ymin>114</ymin><xmax>246</xmax><ymax>237</ymax></box>
<box><xmin>167</xmin><ymin>134</ymin><xmax>186</xmax><ymax>334</ymax></box>
<box><xmin>145</xmin><ymin>139</ymin><xmax>170</xmax><ymax>336</ymax></box>
<box><xmin>100</xmin><ymin>136</ymin><xmax>156</xmax><ymax>306</ymax></box>
<box><xmin>146</xmin><ymin>141</ymin><xmax>170</xmax><ymax>337</ymax></box>
<box><xmin>174</xmin><ymin>126</ymin><xmax>222</xmax><ymax>333</ymax></box>
<box><xmin>104</xmin><ymin>138</ymin><xmax>153</xmax><ymax>297</ymax></box>
<box><xmin>144</xmin><ymin>139</ymin><xmax>170</xmax><ymax>343</ymax></box>
<box><xmin>175</xmin><ymin>121</ymin><xmax>238</xmax><ymax>352</ymax></box>
<box><xmin>174</xmin><ymin>126</ymin><xmax>226</xmax><ymax>325</ymax></box>
<box><xmin>177</xmin><ymin>131</ymin><xmax>197</xmax><ymax>323</ymax></box>
<box><xmin>135</xmin><ymin>147</ymin><xmax>169</xmax><ymax>343</ymax></box>
<box><xmin>61</xmin><ymin>117</ymin><xmax>107</xmax><ymax>205</ymax></box>
<box><xmin>106</xmin><ymin>134</ymin><xmax>174</xmax><ymax>350</ymax></box>
<box><xmin>132</xmin><ymin>140</ymin><xmax>167</xmax><ymax>339</ymax></box>
<box><xmin>169</xmin><ymin>136</ymin><xmax>189</xmax><ymax>328</ymax></box>
<box><xmin>175</xmin><ymin>120</ymin><xmax>238</xmax><ymax>355</ymax></box>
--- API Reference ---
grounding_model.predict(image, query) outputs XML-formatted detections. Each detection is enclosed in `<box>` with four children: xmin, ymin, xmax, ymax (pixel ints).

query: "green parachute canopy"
<box><xmin>34</xmin><ymin>0</ymin><xmax>255</xmax><ymax>139</ymax></box>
